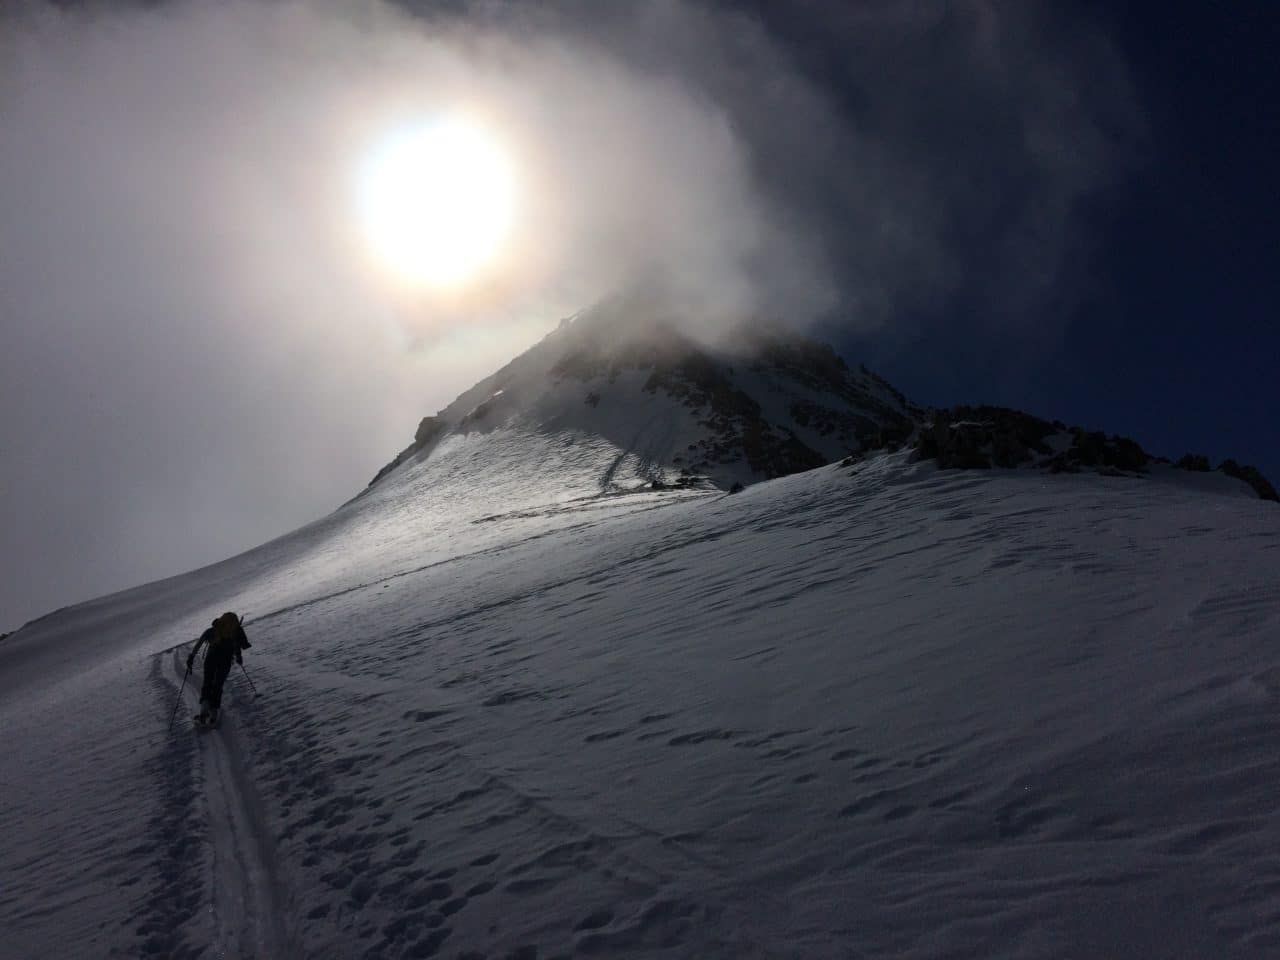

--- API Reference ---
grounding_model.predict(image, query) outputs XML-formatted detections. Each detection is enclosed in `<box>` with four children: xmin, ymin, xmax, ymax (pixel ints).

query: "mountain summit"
<box><xmin>368</xmin><ymin>300</ymin><xmax>919</xmax><ymax>494</ymax></box>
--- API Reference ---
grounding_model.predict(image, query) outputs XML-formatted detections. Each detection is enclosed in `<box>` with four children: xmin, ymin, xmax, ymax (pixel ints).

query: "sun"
<box><xmin>358</xmin><ymin>115</ymin><xmax>516</xmax><ymax>291</ymax></box>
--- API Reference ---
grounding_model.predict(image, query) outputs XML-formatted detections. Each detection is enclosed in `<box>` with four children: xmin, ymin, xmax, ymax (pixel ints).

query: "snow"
<box><xmin>2</xmin><ymin>426</ymin><xmax>1279</xmax><ymax>957</ymax></box>
<box><xmin>372</xmin><ymin>304</ymin><xmax>918</xmax><ymax>495</ymax></box>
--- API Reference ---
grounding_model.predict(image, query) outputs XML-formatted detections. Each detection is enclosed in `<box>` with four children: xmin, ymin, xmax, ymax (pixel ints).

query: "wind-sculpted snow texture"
<box><xmin>2</xmin><ymin>434</ymin><xmax>1279</xmax><ymax>957</ymax></box>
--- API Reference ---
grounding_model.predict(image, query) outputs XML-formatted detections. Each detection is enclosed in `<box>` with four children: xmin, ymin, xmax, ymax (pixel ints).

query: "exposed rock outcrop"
<box><xmin>1046</xmin><ymin>429</ymin><xmax>1148</xmax><ymax>475</ymax></box>
<box><xmin>914</xmin><ymin>407</ymin><xmax>1149</xmax><ymax>476</ymax></box>
<box><xmin>1176</xmin><ymin>453</ymin><xmax>1211</xmax><ymax>472</ymax></box>
<box><xmin>365</xmin><ymin>416</ymin><xmax>446</xmax><ymax>489</ymax></box>
<box><xmin>1219</xmin><ymin>459</ymin><xmax>1279</xmax><ymax>502</ymax></box>
<box><xmin>915</xmin><ymin>406</ymin><xmax>1057</xmax><ymax>470</ymax></box>
<box><xmin>912</xmin><ymin>409</ymin><xmax>1275</xmax><ymax>502</ymax></box>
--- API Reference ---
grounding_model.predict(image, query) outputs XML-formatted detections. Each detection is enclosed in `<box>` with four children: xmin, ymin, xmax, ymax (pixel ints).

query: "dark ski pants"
<box><xmin>200</xmin><ymin>649</ymin><xmax>234</xmax><ymax>710</ymax></box>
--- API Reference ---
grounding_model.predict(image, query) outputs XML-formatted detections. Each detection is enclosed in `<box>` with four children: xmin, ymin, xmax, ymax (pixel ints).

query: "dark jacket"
<box><xmin>189</xmin><ymin>621</ymin><xmax>251</xmax><ymax>668</ymax></box>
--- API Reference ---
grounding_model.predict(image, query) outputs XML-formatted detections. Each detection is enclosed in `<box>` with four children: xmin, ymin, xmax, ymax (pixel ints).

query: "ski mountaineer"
<box><xmin>187</xmin><ymin>611</ymin><xmax>251</xmax><ymax>727</ymax></box>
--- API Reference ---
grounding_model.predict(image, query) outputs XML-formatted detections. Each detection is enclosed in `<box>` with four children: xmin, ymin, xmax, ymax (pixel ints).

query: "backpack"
<box><xmin>211</xmin><ymin>611</ymin><xmax>249</xmax><ymax>651</ymax></box>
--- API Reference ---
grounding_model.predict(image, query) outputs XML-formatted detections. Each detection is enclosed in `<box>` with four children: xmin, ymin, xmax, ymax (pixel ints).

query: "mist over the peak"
<box><xmin>0</xmin><ymin>0</ymin><xmax>1140</xmax><ymax>629</ymax></box>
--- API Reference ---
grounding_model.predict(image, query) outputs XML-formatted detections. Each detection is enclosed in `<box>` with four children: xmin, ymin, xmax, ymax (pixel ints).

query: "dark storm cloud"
<box><xmin>0</xmin><ymin>0</ymin><xmax>1140</xmax><ymax>630</ymax></box>
<box><xmin>507</xmin><ymin>0</ymin><xmax>1144</xmax><ymax>336</ymax></box>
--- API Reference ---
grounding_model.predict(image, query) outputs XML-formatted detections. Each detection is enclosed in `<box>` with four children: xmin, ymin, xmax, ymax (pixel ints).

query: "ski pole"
<box><xmin>235</xmin><ymin>611</ymin><xmax>257</xmax><ymax>696</ymax></box>
<box><xmin>169</xmin><ymin>661</ymin><xmax>192</xmax><ymax>731</ymax></box>
<box><xmin>238</xmin><ymin>661</ymin><xmax>258</xmax><ymax>696</ymax></box>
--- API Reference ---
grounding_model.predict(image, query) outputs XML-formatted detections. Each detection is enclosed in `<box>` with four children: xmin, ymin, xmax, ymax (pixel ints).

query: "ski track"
<box><xmin>168</xmin><ymin>651</ymin><xmax>298</xmax><ymax>960</ymax></box>
<box><xmin>200</xmin><ymin>459</ymin><xmax>1280</xmax><ymax>957</ymax></box>
<box><xmin>4</xmin><ymin>447</ymin><xmax>1280</xmax><ymax>957</ymax></box>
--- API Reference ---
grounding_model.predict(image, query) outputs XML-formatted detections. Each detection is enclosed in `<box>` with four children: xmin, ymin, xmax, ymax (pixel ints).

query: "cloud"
<box><xmin>562</xmin><ymin>0</ymin><xmax>1143</xmax><ymax>336</ymax></box>
<box><xmin>0</xmin><ymin>0</ymin><xmax>1140</xmax><ymax>628</ymax></box>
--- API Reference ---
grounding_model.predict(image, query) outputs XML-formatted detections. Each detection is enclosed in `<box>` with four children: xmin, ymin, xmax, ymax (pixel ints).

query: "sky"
<box><xmin>1</xmin><ymin>0</ymin><xmax>1276</xmax><ymax>632</ymax></box>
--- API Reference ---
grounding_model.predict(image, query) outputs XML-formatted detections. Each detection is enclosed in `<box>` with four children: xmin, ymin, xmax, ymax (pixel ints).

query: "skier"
<box><xmin>187</xmin><ymin>611</ymin><xmax>251</xmax><ymax>727</ymax></box>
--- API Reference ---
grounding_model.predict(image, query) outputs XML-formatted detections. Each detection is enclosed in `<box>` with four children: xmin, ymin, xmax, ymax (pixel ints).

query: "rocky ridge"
<box><xmin>368</xmin><ymin>304</ymin><xmax>1276</xmax><ymax>503</ymax></box>
<box><xmin>903</xmin><ymin>405</ymin><xmax>1277</xmax><ymax>502</ymax></box>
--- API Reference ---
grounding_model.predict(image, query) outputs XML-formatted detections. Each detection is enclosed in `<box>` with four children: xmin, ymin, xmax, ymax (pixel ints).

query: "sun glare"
<box><xmin>358</xmin><ymin>115</ymin><xmax>516</xmax><ymax>291</ymax></box>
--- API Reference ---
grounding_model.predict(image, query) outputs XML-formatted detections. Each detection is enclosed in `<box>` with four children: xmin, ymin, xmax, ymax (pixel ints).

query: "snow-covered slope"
<box><xmin>3</xmin><ymin>419</ymin><xmax>1278</xmax><ymax>958</ymax></box>
<box><xmin>367</xmin><ymin>298</ymin><xmax>918</xmax><ymax>495</ymax></box>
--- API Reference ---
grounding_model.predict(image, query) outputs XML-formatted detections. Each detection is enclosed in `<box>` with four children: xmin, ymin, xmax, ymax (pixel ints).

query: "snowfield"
<box><xmin>3</xmin><ymin>428</ymin><xmax>1279</xmax><ymax>958</ymax></box>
